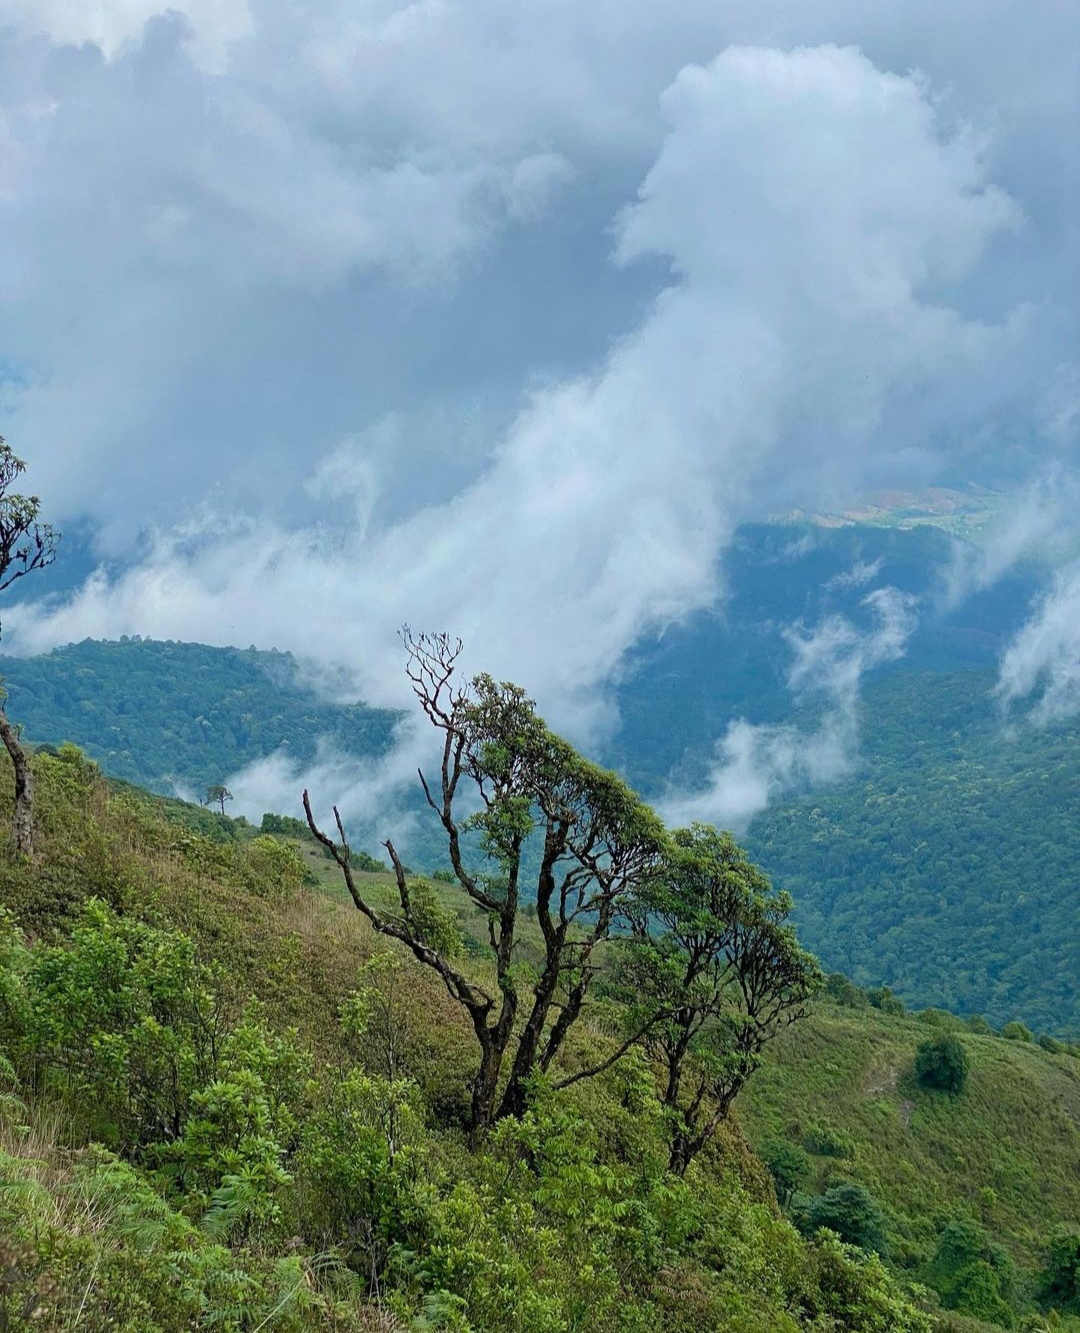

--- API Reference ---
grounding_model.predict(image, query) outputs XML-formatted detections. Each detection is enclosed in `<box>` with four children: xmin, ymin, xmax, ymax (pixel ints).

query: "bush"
<box><xmin>1039</xmin><ymin>1228</ymin><xmax>1080</xmax><ymax>1313</ymax></box>
<box><xmin>923</xmin><ymin>1213</ymin><xmax>1016</xmax><ymax>1323</ymax></box>
<box><xmin>824</xmin><ymin>973</ymin><xmax>868</xmax><ymax>1008</ymax></box>
<box><xmin>26</xmin><ymin>899</ymin><xmax>228</xmax><ymax>1148</ymax></box>
<box><xmin>1000</xmin><ymin>1021</ymin><xmax>1034</xmax><ymax>1042</ymax></box>
<box><xmin>916</xmin><ymin>1008</ymin><xmax>968</xmax><ymax>1032</ymax></box>
<box><xmin>804</xmin><ymin>1121</ymin><xmax>855</xmax><ymax>1159</ymax></box>
<box><xmin>915</xmin><ymin>1035</ymin><xmax>970</xmax><ymax>1095</ymax></box>
<box><xmin>866</xmin><ymin>985</ymin><xmax>905</xmax><ymax>1016</ymax></box>
<box><xmin>806</xmin><ymin>1183</ymin><xmax>889</xmax><ymax>1256</ymax></box>
<box><xmin>761</xmin><ymin>1138</ymin><xmax>811</xmax><ymax>1208</ymax></box>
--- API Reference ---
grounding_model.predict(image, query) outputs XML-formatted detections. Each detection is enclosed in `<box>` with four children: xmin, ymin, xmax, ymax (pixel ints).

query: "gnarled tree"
<box><xmin>304</xmin><ymin>630</ymin><xmax>668</xmax><ymax>1138</ymax></box>
<box><xmin>620</xmin><ymin>824</ymin><xmax>822</xmax><ymax>1175</ymax></box>
<box><xmin>0</xmin><ymin>439</ymin><xmax>59</xmax><ymax>855</ymax></box>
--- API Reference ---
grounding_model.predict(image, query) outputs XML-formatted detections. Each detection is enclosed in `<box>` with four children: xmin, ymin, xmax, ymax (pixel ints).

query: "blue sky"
<box><xmin>1</xmin><ymin>0</ymin><xmax>1078</xmax><ymax>748</ymax></box>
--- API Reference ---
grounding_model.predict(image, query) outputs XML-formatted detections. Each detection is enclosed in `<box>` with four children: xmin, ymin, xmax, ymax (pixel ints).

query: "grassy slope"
<box><xmin>291</xmin><ymin>809</ymin><xmax>1080</xmax><ymax>1287</ymax></box>
<box><xmin>3</xmin><ymin>754</ymin><xmax>1078</xmax><ymax>1329</ymax></box>
<box><xmin>738</xmin><ymin>1003</ymin><xmax>1080</xmax><ymax>1273</ymax></box>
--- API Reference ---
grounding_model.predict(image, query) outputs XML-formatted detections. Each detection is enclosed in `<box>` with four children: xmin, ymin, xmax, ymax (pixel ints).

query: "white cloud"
<box><xmin>826</xmin><ymin>557</ymin><xmax>885</xmax><ymax>592</ymax></box>
<box><xmin>942</xmin><ymin>469</ymin><xmax>1080</xmax><ymax>607</ymax></box>
<box><xmin>997</xmin><ymin>560</ymin><xmax>1080</xmax><ymax>724</ymax></box>
<box><xmin>5</xmin><ymin>44</ymin><xmax>1023</xmax><ymax>747</ymax></box>
<box><xmin>662</xmin><ymin>585</ymin><xmax>917</xmax><ymax>829</ymax></box>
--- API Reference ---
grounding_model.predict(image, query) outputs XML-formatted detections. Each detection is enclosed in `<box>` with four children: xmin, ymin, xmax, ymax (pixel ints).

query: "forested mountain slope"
<box><xmin>1</xmin><ymin>753</ymin><xmax>1077</xmax><ymax>1331</ymax></box>
<box><xmin>745</xmin><ymin>671</ymin><xmax>1080</xmax><ymax>1036</ymax></box>
<box><xmin>0</xmin><ymin>524</ymin><xmax>1073</xmax><ymax>1034</ymax></box>
<box><xmin>0</xmin><ymin>637</ymin><xmax>399</xmax><ymax>797</ymax></box>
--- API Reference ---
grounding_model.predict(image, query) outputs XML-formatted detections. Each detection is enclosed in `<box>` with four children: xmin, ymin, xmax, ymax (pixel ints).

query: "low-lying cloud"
<box><xmin>662</xmin><ymin>586</ymin><xmax>918</xmax><ymax>830</ymax></box>
<box><xmin>997</xmin><ymin>560</ymin><xmax>1080</xmax><ymax>725</ymax></box>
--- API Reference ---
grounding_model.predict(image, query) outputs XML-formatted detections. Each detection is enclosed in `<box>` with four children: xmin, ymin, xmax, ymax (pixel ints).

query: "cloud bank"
<box><xmin>6</xmin><ymin>43</ymin><xmax>1037</xmax><ymax>733</ymax></box>
<box><xmin>997</xmin><ymin>561</ymin><xmax>1080</xmax><ymax>725</ymax></box>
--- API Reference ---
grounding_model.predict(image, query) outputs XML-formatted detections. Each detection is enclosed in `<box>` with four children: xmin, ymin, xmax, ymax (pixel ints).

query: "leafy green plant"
<box><xmin>805</xmin><ymin>1183</ymin><xmax>889</xmax><ymax>1256</ymax></box>
<box><xmin>915</xmin><ymin>1034</ymin><xmax>970</xmax><ymax>1095</ymax></box>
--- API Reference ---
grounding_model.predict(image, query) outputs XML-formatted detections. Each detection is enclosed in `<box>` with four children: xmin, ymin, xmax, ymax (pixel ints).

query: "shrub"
<box><xmin>243</xmin><ymin>835</ymin><xmax>308</xmax><ymax>899</ymax></box>
<box><xmin>26</xmin><ymin>899</ymin><xmax>228</xmax><ymax>1148</ymax></box>
<box><xmin>806</xmin><ymin>1183</ymin><xmax>889</xmax><ymax>1255</ymax></box>
<box><xmin>1000</xmin><ymin>1021</ymin><xmax>1034</xmax><ymax>1042</ymax></box>
<box><xmin>916</xmin><ymin>1008</ymin><xmax>967</xmax><ymax>1032</ymax></box>
<box><xmin>915</xmin><ymin>1035</ymin><xmax>970</xmax><ymax>1095</ymax></box>
<box><xmin>1039</xmin><ymin>1228</ymin><xmax>1080</xmax><ymax>1313</ymax></box>
<box><xmin>804</xmin><ymin>1121</ymin><xmax>855</xmax><ymax>1159</ymax></box>
<box><xmin>866</xmin><ymin>985</ymin><xmax>905</xmax><ymax>1016</ymax></box>
<box><xmin>824</xmin><ymin>973</ymin><xmax>867</xmax><ymax>1008</ymax></box>
<box><xmin>924</xmin><ymin>1213</ymin><xmax>1016</xmax><ymax>1320</ymax></box>
<box><xmin>761</xmin><ymin>1138</ymin><xmax>811</xmax><ymax>1207</ymax></box>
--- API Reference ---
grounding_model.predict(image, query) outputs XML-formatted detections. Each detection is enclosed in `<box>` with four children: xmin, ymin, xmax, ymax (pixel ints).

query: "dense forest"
<box><xmin>0</xmin><ymin>637</ymin><xmax>400</xmax><ymax>796</ymax></box>
<box><xmin>746</xmin><ymin>672</ymin><xmax>1080</xmax><ymax>1035</ymax></box>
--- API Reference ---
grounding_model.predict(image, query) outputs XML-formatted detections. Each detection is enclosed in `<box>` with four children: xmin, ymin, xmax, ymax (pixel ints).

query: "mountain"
<box><xmin>0</xmin><ymin>523</ymin><xmax>1074</xmax><ymax>1037</ymax></box>
<box><xmin>0</xmin><ymin>636</ymin><xmax>400</xmax><ymax>799</ymax></box>
<box><xmin>745</xmin><ymin>671</ymin><xmax>1080</xmax><ymax>1036</ymax></box>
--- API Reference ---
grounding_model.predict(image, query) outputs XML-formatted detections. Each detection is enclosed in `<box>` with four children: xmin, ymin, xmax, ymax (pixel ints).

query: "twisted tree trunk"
<box><xmin>0</xmin><ymin>705</ymin><xmax>34</xmax><ymax>855</ymax></box>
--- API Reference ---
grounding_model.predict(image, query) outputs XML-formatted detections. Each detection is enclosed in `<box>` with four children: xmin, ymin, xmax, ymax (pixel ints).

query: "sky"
<box><xmin>1</xmin><ymin>0</ymin><xmax>1079</xmax><ymax>819</ymax></box>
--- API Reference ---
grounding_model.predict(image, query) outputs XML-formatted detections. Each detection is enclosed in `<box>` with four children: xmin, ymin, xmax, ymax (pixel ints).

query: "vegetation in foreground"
<box><xmin>0</xmin><ymin>746</ymin><xmax>1076</xmax><ymax>1332</ymax></box>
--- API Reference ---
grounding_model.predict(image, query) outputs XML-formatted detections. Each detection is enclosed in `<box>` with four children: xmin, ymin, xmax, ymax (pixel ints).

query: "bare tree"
<box><xmin>0</xmin><ymin>439</ymin><xmax>59</xmax><ymax>855</ymax></box>
<box><xmin>305</xmin><ymin>629</ymin><xmax>668</xmax><ymax>1139</ymax></box>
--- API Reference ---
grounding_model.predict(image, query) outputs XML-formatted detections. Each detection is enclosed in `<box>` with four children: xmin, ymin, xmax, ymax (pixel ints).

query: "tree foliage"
<box><xmin>619</xmin><ymin>825</ymin><xmax>822</xmax><ymax>1173</ymax></box>
<box><xmin>306</xmin><ymin>630</ymin><xmax>671</xmax><ymax>1136</ymax></box>
<box><xmin>806</xmin><ymin>1183</ymin><xmax>890</xmax><ymax>1256</ymax></box>
<box><xmin>915</xmin><ymin>1034</ymin><xmax>970</xmax><ymax>1095</ymax></box>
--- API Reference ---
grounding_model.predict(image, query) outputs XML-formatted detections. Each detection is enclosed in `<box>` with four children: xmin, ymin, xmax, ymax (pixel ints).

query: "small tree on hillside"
<box><xmin>619</xmin><ymin>825</ymin><xmax>822</xmax><ymax>1175</ymax></box>
<box><xmin>807</xmin><ymin>1183</ymin><xmax>889</xmax><ymax>1255</ymax></box>
<box><xmin>305</xmin><ymin>630</ymin><xmax>669</xmax><ymax>1140</ymax></box>
<box><xmin>205</xmin><ymin>785</ymin><xmax>233</xmax><ymax>817</ymax></box>
<box><xmin>761</xmin><ymin>1138</ymin><xmax>811</xmax><ymax>1209</ymax></box>
<box><xmin>915</xmin><ymin>1034</ymin><xmax>969</xmax><ymax>1095</ymax></box>
<box><xmin>0</xmin><ymin>439</ymin><xmax>59</xmax><ymax>855</ymax></box>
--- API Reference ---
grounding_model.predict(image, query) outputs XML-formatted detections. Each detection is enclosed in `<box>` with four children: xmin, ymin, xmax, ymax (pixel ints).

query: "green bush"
<box><xmin>803</xmin><ymin>1121</ymin><xmax>855</xmax><ymax>1159</ymax></box>
<box><xmin>805</xmin><ymin>1183</ymin><xmax>889</xmax><ymax>1256</ymax></box>
<box><xmin>1040</xmin><ymin>1228</ymin><xmax>1080</xmax><ymax>1313</ymax></box>
<box><xmin>761</xmin><ymin>1138</ymin><xmax>811</xmax><ymax>1207</ymax></box>
<box><xmin>1000</xmin><ymin>1021</ymin><xmax>1034</xmax><ymax>1043</ymax></box>
<box><xmin>915</xmin><ymin>1034</ymin><xmax>970</xmax><ymax>1095</ymax></box>
<box><xmin>25</xmin><ymin>899</ymin><xmax>227</xmax><ymax>1148</ymax></box>
<box><xmin>866</xmin><ymin>986</ymin><xmax>906</xmax><ymax>1016</ymax></box>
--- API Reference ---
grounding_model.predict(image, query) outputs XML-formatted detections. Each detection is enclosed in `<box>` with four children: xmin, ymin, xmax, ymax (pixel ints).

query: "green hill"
<box><xmin>0</xmin><ymin>637</ymin><xmax>399</xmax><ymax>796</ymax></box>
<box><xmin>746</xmin><ymin>671</ymin><xmax>1080</xmax><ymax>1037</ymax></box>
<box><xmin>0</xmin><ymin>749</ymin><xmax>1077</xmax><ymax>1331</ymax></box>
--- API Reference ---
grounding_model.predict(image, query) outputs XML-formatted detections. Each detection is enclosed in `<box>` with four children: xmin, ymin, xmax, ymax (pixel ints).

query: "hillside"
<box><xmin>0</xmin><ymin>637</ymin><xmax>399</xmax><ymax>797</ymax></box>
<box><xmin>745</xmin><ymin>671</ymin><xmax>1080</xmax><ymax>1036</ymax></box>
<box><xmin>1</xmin><ymin>750</ymin><xmax>1077</xmax><ymax>1331</ymax></box>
